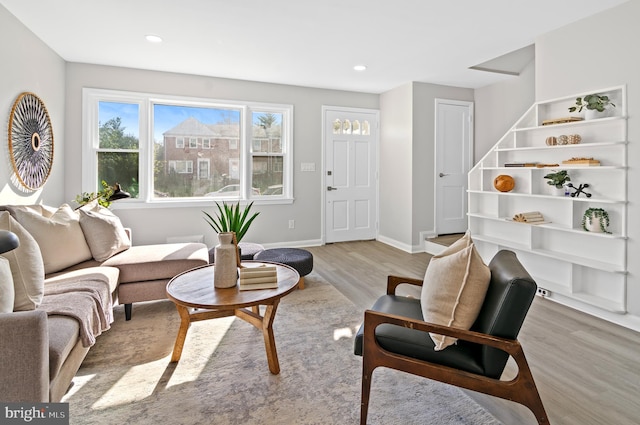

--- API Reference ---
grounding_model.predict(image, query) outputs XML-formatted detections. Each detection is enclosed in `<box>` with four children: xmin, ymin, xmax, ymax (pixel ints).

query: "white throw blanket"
<box><xmin>38</xmin><ymin>279</ymin><xmax>114</xmax><ymax>347</ymax></box>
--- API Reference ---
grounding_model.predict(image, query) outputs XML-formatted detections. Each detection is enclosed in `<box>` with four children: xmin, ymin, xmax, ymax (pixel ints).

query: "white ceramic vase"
<box><xmin>214</xmin><ymin>232</ymin><xmax>238</xmax><ymax>288</ymax></box>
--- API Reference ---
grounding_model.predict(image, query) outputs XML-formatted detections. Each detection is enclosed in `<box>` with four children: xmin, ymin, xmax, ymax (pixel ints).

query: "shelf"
<box><xmin>480</xmin><ymin>165</ymin><xmax>625</xmax><ymax>171</ymax></box>
<box><xmin>469</xmin><ymin>85</ymin><xmax>628</xmax><ymax>321</ymax></box>
<box><xmin>468</xmin><ymin>213</ymin><xmax>626</xmax><ymax>239</ymax></box>
<box><xmin>468</xmin><ymin>190</ymin><xmax>625</xmax><ymax>204</ymax></box>
<box><xmin>571</xmin><ymin>292</ymin><xmax>626</xmax><ymax>314</ymax></box>
<box><xmin>472</xmin><ymin>234</ymin><xmax>625</xmax><ymax>273</ymax></box>
<box><xmin>513</xmin><ymin>115</ymin><xmax>627</xmax><ymax>132</ymax></box>
<box><xmin>495</xmin><ymin>141</ymin><xmax>626</xmax><ymax>152</ymax></box>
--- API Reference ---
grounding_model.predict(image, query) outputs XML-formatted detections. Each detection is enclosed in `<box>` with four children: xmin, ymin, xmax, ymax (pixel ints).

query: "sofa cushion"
<box><xmin>12</xmin><ymin>204</ymin><xmax>93</xmax><ymax>274</ymax></box>
<box><xmin>78</xmin><ymin>202</ymin><xmax>131</xmax><ymax>262</ymax></box>
<box><xmin>421</xmin><ymin>232</ymin><xmax>491</xmax><ymax>351</ymax></box>
<box><xmin>0</xmin><ymin>257</ymin><xmax>15</xmax><ymax>313</ymax></box>
<box><xmin>0</xmin><ymin>211</ymin><xmax>45</xmax><ymax>311</ymax></box>
<box><xmin>47</xmin><ymin>315</ymin><xmax>81</xmax><ymax>381</ymax></box>
<box><xmin>103</xmin><ymin>243</ymin><xmax>208</xmax><ymax>283</ymax></box>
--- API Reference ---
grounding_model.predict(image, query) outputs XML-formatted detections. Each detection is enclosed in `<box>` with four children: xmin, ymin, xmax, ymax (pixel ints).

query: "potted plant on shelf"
<box><xmin>543</xmin><ymin>170</ymin><xmax>570</xmax><ymax>196</ymax></box>
<box><xmin>203</xmin><ymin>201</ymin><xmax>260</xmax><ymax>264</ymax></box>
<box><xmin>569</xmin><ymin>94</ymin><xmax>616</xmax><ymax>119</ymax></box>
<box><xmin>582</xmin><ymin>208</ymin><xmax>611</xmax><ymax>233</ymax></box>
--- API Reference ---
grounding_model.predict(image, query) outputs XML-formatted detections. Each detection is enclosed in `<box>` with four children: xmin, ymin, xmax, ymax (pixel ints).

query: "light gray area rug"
<box><xmin>63</xmin><ymin>273</ymin><xmax>501</xmax><ymax>425</ymax></box>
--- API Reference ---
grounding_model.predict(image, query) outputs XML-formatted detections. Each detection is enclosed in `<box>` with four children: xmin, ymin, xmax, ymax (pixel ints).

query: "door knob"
<box><xmin>439</xmin><ymin>172</ymin><xmax>449</xmax><ymax>178</ymax></box>
<box><xmin>327</xmin><ymin>186</ymin><xmax>337</xmax><ymax>191</ymax></box>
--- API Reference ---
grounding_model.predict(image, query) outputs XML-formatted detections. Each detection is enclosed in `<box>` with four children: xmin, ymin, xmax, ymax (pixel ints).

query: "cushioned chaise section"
<box><xmin>354</xmin><ymin>295</ymin><xmax>484</xmax><ymax>376</ymax></box>
<box><xmin>118</xmin><ymin>279</ymin><xmax>173</xmax><ymax>304</ymax></box>
<box><xmin>102</xmin><ymin>243</ymin><xmax>208</xmax><ymax>283</ymax></box>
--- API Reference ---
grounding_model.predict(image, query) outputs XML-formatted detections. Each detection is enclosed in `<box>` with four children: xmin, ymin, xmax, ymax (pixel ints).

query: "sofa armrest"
<box><xmin>0</xmin><ymin>310</ymin><xmax>50</xmax><ymax>402</ymax></box>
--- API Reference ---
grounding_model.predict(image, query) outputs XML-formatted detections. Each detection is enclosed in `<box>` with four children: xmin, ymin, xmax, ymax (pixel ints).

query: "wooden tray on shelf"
<box><xmin>561</xmin><ymin>159</ymin><xmax>600</xmax><ymax>166</ymax></box>
<box><xmin>541</xmin><ymin>117</ymin><xmax>584</xmax><ymax>126</ymax></box>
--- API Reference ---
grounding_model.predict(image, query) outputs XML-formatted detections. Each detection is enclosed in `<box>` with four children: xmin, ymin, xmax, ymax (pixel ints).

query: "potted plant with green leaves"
<box><xmin>569</xmin><ymin>94</ymin><xmax>616</xmax><ymax>119</ymax></box>
<box><xmin>543</xmin><ymin>170</ymin><xmax>570</xmax><ymax>196</ymax></box>
<box><xmin>203</xmin><ymin>202</ymin><xmax>260</xmax><ymax>263</ymax></box>
<box><xmin>582</xmin><ymin>208</ymin><xmax>611</xmax><ymax>233</ymax></box>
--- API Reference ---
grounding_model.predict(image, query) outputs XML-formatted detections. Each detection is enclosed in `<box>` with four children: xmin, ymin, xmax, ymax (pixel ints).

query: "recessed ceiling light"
<box><xmin>145</xmin><ymin>34</ymin><xmax>163</xmax><ymax>43</ymax></box>
<box><xmin>353</xmin><ymin>65</ymin><xmax>367</xmax><ymax>72</ymax></box>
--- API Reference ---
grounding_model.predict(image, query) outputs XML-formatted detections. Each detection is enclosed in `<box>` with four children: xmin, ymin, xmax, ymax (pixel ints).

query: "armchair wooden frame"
<box><xmin>360</xmin><ymin>275</ymin><xmax>549</xmax><ymax>425</ymax></box>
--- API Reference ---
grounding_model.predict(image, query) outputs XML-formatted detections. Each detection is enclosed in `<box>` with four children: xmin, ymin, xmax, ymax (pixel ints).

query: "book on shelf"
<box><xmin>504</xmin><ymin>163</ymin><xmax>538</xmax><ymax>167</ymax></box>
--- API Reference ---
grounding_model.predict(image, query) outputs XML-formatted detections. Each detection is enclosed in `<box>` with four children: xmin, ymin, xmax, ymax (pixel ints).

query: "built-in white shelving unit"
<box><xmin>469</xmin><ymin>86</ymin><xmax>628</xmax><ymax>317</ymax></box>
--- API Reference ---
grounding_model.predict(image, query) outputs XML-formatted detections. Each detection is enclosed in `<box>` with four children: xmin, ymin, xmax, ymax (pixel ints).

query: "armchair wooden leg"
<box><xmin>360</xmin><ymin>359</ymin><xmax>375</xmax><ymax>425</ymax></box>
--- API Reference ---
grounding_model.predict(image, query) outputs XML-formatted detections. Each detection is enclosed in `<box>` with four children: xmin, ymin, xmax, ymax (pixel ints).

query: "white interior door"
<box><xmin>435</xmin><ymin>99</ymin><xmax>473</xmax><ymax>235</ymax></box>
<box><xmin>323</xmin><ymin>107</ymin><xmax>378</xmax><ymax>243</ymax></box>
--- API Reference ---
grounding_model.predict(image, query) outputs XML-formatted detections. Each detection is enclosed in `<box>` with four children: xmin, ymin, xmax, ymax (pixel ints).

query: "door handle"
<box><xmin>327</xmin><ymin>186</ymin><xmax>338</xmax><ymax>191</ymax></box>
<box><xmin>439</xmin><ymin>172</ymin><xmax>449</xmax><ymax>178</ymax></box>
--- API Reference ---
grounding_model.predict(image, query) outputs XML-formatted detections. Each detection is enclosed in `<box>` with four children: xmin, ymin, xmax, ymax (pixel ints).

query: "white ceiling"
<box><xmin>1</xmin><ymin>0</ymin><xmax>628</xmax><ymax>93</ymax></box>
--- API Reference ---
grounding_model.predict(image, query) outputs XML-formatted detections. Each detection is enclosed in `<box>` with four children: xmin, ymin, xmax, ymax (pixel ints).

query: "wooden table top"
<box><xmin>166</xmin><ymin>261</ymin><xmax>300</xmax><ymax>310</ymax></box>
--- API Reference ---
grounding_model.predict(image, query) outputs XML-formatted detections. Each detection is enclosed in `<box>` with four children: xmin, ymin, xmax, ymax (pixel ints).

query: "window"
<box><xmin>83</xmin><ymin>89</ymin><xmax>293</xmax><ymax>202</ymax></box>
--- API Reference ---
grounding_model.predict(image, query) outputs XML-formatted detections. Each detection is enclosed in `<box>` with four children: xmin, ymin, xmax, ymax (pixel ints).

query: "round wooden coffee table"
<box><xmin>166</xmin><ymin>261</ymin><xmax>299</xmax><ymax>374</ymax></box>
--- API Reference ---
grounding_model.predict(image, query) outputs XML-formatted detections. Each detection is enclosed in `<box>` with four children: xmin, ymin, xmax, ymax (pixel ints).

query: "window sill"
<box><xmin>111</xmin><ymin>197</ymin><xmax>294</xmax><ymax>210</ymax></box>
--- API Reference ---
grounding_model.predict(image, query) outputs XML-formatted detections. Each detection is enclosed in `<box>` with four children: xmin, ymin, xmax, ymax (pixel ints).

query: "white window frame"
<box><xmin>176</xmin><ymin>137</ymin><xmax>184</xmax><ymax>148</ymax></box>
<box><xmin>189</xmin><ymin>137</ymin><xmax>197</xmax><ymax>148</ymax></box>
<box><xmin>82</xmin><ymin>88</ymin><xmax>293</xmax><ymax>206</ymax></box>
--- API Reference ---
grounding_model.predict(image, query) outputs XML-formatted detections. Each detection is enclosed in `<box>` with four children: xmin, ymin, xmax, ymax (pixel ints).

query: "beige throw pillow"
<box><xmin>0</xmin><ymin>211</ymin><xmax>45</xmax><ymax>311</ymax></box>
<box><xmin>79</xmin><ymin>203</ymin><xmax>131</xmax><ymax>262</ymax></box>
<box><xmin>421</xmin><ymin>232</ymin><xmax>491</xmax><ymax>350</ymax></box>
<box><xmin>0</xmin><ymin>256</ymin><xmax>15</xmax><ymax>313</ymax></box>
<box><xmin>13</xmin><ymin>204</ymin><xmax>93</xmax><ymax>274</ymax></box>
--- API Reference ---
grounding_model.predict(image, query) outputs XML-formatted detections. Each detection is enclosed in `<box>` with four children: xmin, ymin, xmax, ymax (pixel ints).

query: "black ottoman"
<box><xmin>254</xmin><ymin>248</ymin><xmax>313</xmax><ymax>289</ymax></box>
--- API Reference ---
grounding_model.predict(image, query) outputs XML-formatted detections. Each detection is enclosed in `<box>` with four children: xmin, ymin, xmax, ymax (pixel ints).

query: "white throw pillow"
<box><xmin>0</xmin><ymin>256</ymin><xmax>15</xmax><ymax>313</ymax></box>
<box><xmin>79</xmin><ymin>202</ymin><xmax>131</xmax><ymax>262</ymax></box>
<box><xmin>13</xmin><ymin>204</ymin><xmax>93</xmax><ymax>274</ymax></box>
<box><xmin>0</xmin><ymin>211</ymin><xmax>45</xmax><ymax>311</ymax></box>
<box><xmin>420</xmin><ymin>232</ymin><xmax>491</xmax><ymax>350</ymax></box>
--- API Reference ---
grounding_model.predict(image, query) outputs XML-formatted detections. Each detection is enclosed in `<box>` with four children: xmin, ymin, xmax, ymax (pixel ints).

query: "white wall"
<box><xmin>535</xmin><ymin>0</ymin><xmax>640</xmax><ymax>322</ymax></box>
<box><xmin>0</xmin><ymin>6</ymin><xmax>66</xmax><ymax>206</ymax></box>
<box><xmin>62</xmin><ymin>65</ymin><xmax>378</xmax><ymax>247</ymax></box>
<box><xmin>412</xmin><ymin>82</ymin><xmax>474</xmax><ymax>247</ymax></box>
<box><xmin>378</xmin><ymin>83</ymin><xmax>414</xmax><ymax>249</ymax></box>
<box><xmin>378</xmin><ymin>82</ymin><xmax>474</xmax><ymax>252</ymax></box>
<box><xmin>474</xmin><ymin>60</ymin><xmax>535</xmax><ymax>160</ymax></box>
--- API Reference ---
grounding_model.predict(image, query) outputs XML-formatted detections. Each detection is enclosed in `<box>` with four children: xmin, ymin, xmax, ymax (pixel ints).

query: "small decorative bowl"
<box><xmin>568</xmin><ymin>134</ymin><xmax>582</xmax><ymax>144</ymax></box>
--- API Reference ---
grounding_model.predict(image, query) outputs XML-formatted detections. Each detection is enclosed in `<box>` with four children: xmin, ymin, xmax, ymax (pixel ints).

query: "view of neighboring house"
<box><xmin>160</xmin><ymin>116</ymin><xmax>283</xmax><ymax>196</ymax></box>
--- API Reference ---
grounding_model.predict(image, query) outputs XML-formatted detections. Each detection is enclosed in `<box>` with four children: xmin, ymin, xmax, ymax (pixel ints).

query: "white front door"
<box><xmin>435</xmin><ymin>99</ymin><xmax>473</xmax><ymax>235</ymax></box>
<box><xmin>323</xmin><ymin>107</ymin><xmax>379</xmax><ymax>243</ymax></box>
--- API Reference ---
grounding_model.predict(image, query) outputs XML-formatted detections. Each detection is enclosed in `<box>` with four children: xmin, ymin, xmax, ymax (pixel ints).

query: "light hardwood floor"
<box><xmin>304</xmin><ymin>240</ymin><xmax>640</xmax><ymax>425</ymax></box>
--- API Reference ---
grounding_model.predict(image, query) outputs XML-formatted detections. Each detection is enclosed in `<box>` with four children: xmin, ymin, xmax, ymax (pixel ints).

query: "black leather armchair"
<box><xmin>354</xmin><ymin>250</ymin><xmax>549</xmax><ymax>424</ymax></box>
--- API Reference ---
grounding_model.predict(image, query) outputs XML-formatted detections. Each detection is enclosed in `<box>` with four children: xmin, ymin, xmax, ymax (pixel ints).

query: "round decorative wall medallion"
<box><xmin>8</xmin><ymin>92</ymin><xmax>54</xmax><ymax>190</ymax></box>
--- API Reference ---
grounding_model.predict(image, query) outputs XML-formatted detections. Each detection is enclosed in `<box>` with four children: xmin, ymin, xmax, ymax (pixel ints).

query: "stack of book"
<box><xmin>512</xmin><ymin>211</ymin><xmax>546</xmax><ymax>223</ymax></box>
<box><xmin>238</xmin><ymin>266</ymin><xmax>278</xmax><ymax>290</ymax></box>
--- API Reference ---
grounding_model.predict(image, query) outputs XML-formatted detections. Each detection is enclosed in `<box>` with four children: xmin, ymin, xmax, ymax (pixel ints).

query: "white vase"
<box><xmin>214</xmin><ymin>232</ymin><xmax>238</xmax><ymax>288</ymax></box>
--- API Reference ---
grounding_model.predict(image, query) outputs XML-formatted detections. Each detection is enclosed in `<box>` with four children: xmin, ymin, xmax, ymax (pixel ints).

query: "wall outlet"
<box><xmin>288</xmin><ymin>219</ymin><xmax>295</xmax><ymax>229</ymax></box>
<box><xmin>536</xmin><ymin>288</ymin><xmax>550</xmax><ymax>297</ymax></box>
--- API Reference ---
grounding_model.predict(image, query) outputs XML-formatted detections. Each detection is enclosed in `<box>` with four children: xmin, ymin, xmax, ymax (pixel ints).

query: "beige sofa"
<box><xmin>0</xmin><ymin>204</ymin><xmax>208</xmax><ymax>402</ymax></box>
